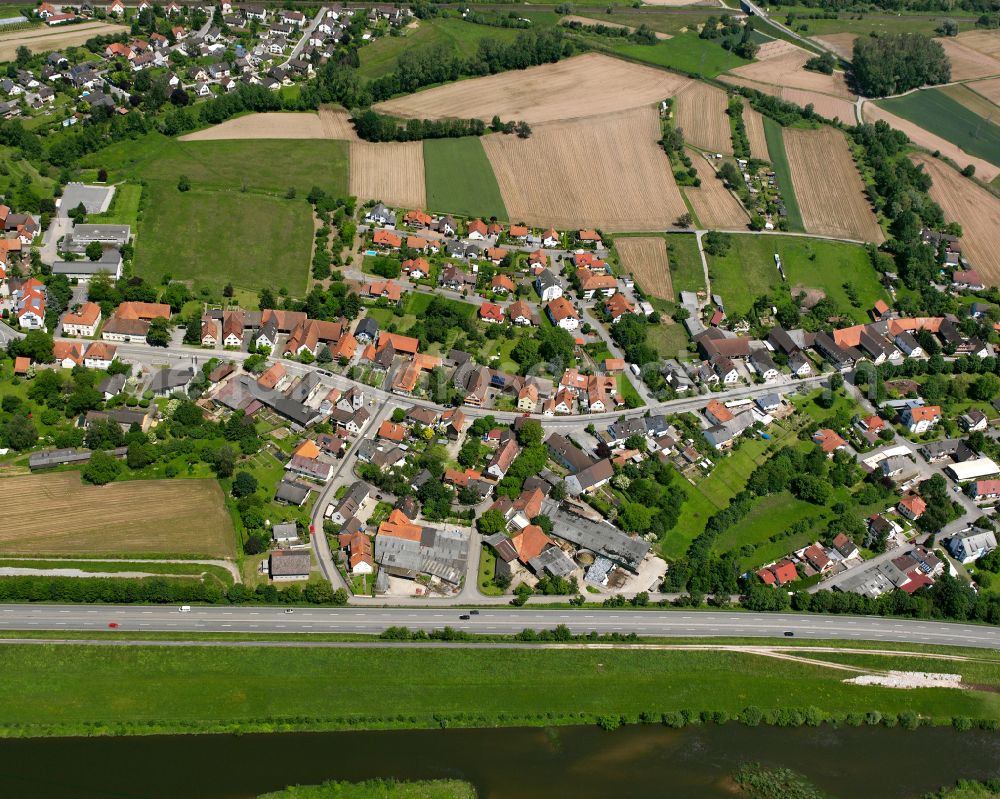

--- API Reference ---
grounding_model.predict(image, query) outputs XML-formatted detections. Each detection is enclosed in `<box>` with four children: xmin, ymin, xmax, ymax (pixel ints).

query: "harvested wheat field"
<box><xmin>319</xmin><ymin>107</ymin><xmax>361</xmax><ymax>141</ymax></box>
<box><xmin>0</xmin><ymin>473</ymin><xmax>235</xmax><ymax>556</ymax></box>
<box><xmin>781</xmin><ymin>87</ymin><xmax>857</xmax><ymax>123</ymax></box>
<box><xmin>913</xmin><ymin>153</ymin><xmax>1000</xmax><ymax>285</ymax></box>
<box><xmin>968</xmin><ymin>77</ymin><xmax>1000</xmax><ymax>107</ymax></box>
<box><xmin>684</xmin><ymin>150</ymin><xmax>749</xmax><ymax>229</ymax></box>
<box><xmin>350</xmin><ymin>141</ymin><xmax>426</xmax><ymax>209</ymax></box>
<box><xmin>675</xmin><ymin>82</ymin><xmax>732</xmax><ymax>154</ymax></box>
<box><xmin>180</xmin><ymin>112</ymin><xmax>333</xmax><ymax>141</ymax></box>
<box><xmin>561</xmin><ymin>15</ymin><xmax>671</xmax><ymax>39</ymax></box>
<box><xmin>811</xmin><ymin>33</ymin><xmax>857</xmax><ymax>60</ymax></box>
<box><xmin>741</xmin><ymin>99</ymin><xmax>770</xmax><ymax>160</ymax></box>
<box><xmin>784</xmin><ymin>127</ymin><xmax>884</xmax><ymax>242</ymax></box>
<box><xmin>375</xmin><ymin>53</ymin><xmax>690</xmax><ymax>125</ymax></box>
<box><xmin>483</xmin><ymin>106</ymin><xmax>686</xmax><ymax>231</ymax></box>
<box><xmin>863</xmin><ymin>103</ymin><xmax>999</xmax><ymax>182</ymax></box>
<box><xmin>728</xmin><ymin>48</ymin><xmax>855</xmax><ymax>99</ymax></box>
<box><xmin>0</xmin><ymin>21</ymin><xmax>126</xmax><ymax>60</ymax></box>
<box><xmin>616</xmin><ymin>237</ymin><xmax>673</xmax><ymax>298</ymax></box>
<box><xmin>937</xmin><ymin>35</ymin><xmax>1000</xmax><ymax>81</ymax></box>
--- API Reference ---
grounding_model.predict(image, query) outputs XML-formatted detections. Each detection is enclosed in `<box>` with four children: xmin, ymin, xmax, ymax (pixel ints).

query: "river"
<box><xmin>1</xmin><ymin>724</ymin><xmax>998</xmax><ymax>798</ymax></box>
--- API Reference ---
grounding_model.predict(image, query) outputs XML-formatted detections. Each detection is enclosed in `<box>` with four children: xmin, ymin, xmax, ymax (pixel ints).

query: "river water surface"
<box><xmin>1</xmin><ymin>724</ymin><xmax>998</xmax><ymax>798</ymax></box>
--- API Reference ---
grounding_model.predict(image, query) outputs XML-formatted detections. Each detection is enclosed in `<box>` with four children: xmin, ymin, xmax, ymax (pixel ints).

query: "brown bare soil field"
<box><xmin>0</xmin><ymin>21</ymin><xmax>127</xmax><ymax>60</ymax></box>
<box><xmin>482</xmin><ymin>106</ymin><xmax>687</xmax><ymax>231</ymax></box>
<box><xmin>375</xmin><ymin>53</ymin><xmax>691</xmax><ymax>125</ymax></box>
<box><xmin>349</xmin><ymin>141</ymin><xmax>426</xmax><ymax>209</ymax></box>
<box><xmin>561</xmin><ymin>15</ymin><xmax>671</xmax><ymax>39</ymax></box>
<box><xmin>937</xmin><ymin>36</ymin><xmax>1000</xmax><ymax>81</ymax></box>
<box><xmin>683</xmin><ymin>149</ymin><xmax>749</xmax><ymax>229</ymax></box>
<box><xmin>811</xmin><ymin>33</ymin><xmax>857</xmax><ymax>60</ymax></box>
<box><xmin>728</xmin><ymin>50</ymin><xmax>855</xmax><ymax>99</ymax></box>
<box><xmin>954</xmin><ymin>29</ymin><xmax>1000</xmax><ymax>60</ymax></box>
<box><xmin>912</xmin><ymin>153</ymin><xmax>1000</xmax><ymax>286</ymax></box>
<box><xmin>616</xmin><ymin>237</ymin><xmax>673</xmax><ymax>298</ymax></box>
<box><xmin>675</xmin><ymin>82</ymin><xmax>732</xmax><ymax>154</ymax></box>
<box><xmin>781</xmin><ymin>87</ymin><xmax>857</xmax><ymax>123</ymax></box>
<box><xmin>863</xmin><ymin>102</ymin><xmax>1000</xmax><ymax>182</ymax></box>
<box><xmin>0</xmin><ymin>473</ymin><xmax>235</xmax><ymax>556</ymax></box>
<box><xmin>741</xmin><ymin>99</ymin><xmax>770</xmax><ymax>160</ymax></box>
<box><xmin>783</xmin><ymin>127</ymin><xmax>884</xmax><ymax>242</ymax></box>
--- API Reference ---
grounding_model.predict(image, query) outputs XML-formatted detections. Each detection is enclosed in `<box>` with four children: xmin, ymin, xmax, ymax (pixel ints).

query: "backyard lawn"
<box><xmin>424</xmin><ymin>137</ymin><xmax>507</xmax><ymax>220</ymax></box>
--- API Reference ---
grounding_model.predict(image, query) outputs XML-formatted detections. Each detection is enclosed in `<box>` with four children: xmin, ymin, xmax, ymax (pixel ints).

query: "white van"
<box><xmin>178</xmin><ymin>605</ymin><xmax>192</xmax><ymax>613</ymax></box>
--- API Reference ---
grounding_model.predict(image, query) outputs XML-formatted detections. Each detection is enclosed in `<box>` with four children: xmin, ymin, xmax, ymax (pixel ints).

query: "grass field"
<box><xmin>359</xmin><ymin>18</ymin><xmax>523</xmax><ymax>79</ymax></box>
<box><xmin>82</xmin><ymin>135</ymin><xmax>349</xmax><ymax>295</ymax></box>
<box><xmin>665</xmin><ymin>233</ymin><xmax>705</xmax><ymax>299</ymax></box>
<box><xmin>135</xmin><ymin>183</ymin><xmax>313</xmax><ymax>295</ymax></box>
<box><xmin>2</xmin><ymin>644</ymin><xmax>997</xmax><ymax>737</ymax></box>
<box><xmin>0</xmin><ymin>473</ymin><xmax>235</xmax><ymax>558</ymax></box>
<box><xmin>878</xmin><ymin>90</ymin><xmax>1000</xmax><ymax>168</ymax></box>
<box><xmin>617</xmin><ymin>372</ymin><xmax>645</xmax><ymax>407</ymax></box>
<box><xmin>762</xmin><ymin>118</ymin><xmax>805</xmax><ymax>232</ymax></box>
<box><xmin>260</xmin><ymin>780</ymin><xmax>476</xmax><ymax>799</ymax></box>
<box><xmin>89</xmin><ymin>182</ymin><xmax>142</xmax><ymax>228</ymax></box>
<box><xmin>603</xmin><ymin>31</ymin><xmax>750</xmax><ymax>78</ymax></box>
<box><xmin>423</xmin><ymin>137</ymin><xmax>507</xmax><ymax>220</ymax></box>
<box><xmin>706</xmin><ymin>234</ymin><xmax>888</xmax><ymax>321</ymax></box>
<box><xmin>713</xmin><ymin>490</ymin><xmax>824</xmax><ymax>555</ymax></box>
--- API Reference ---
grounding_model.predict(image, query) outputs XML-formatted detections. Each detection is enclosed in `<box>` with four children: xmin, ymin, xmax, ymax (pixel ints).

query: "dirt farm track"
<box><xmin>0</xmin><ymin>21</ymin><xmax>127</xmax><ymax>61</ymax></box>
<box><xmin>0</xmin><ymin>473</ymin><xmax>235</xmax><ymax>557</ymax></box>
<box><xmin>483</xmin><ymin>106</ymin><xmax>687</xmax><ymax>232</ymax></box>
<box><xmin>913</xmin><ymin>153</ymin><xmax>1000</xmax><ymax>286</ymax></box>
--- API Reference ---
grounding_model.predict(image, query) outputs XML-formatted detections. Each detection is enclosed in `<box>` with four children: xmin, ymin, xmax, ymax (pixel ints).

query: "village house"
<box><xmin>60</xmin><ymin>302</ymin><xmax>102</xmax><ymax>337</ymax></box>
<box><xmin>546</xmin><ymin>297</ymin><xmax>579</xmax><ymax>330</ymax></box>
<box><xmin>901</xmin><ymin>405</ymin><xmax>941</xmax><ymax>434</ymax></box>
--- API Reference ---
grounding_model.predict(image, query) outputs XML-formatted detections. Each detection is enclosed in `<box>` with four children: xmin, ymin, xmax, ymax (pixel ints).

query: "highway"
<box><xmin>2</xmin><ymin>605</ymin><xmax>999</xmax><ymax>648</ymax></box>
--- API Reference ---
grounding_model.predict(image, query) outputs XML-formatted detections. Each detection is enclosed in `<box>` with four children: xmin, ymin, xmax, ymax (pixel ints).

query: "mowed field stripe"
<box><xmin>482</xmin><ymin>106</ymin><xmax>687</xmax><ymax>232</ymax></box>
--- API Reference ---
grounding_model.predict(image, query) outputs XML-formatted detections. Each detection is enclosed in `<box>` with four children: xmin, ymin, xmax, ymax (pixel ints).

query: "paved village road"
<box><xmin>1</xmin><ymin>606</ymin><xmax>998</xmax><ymax>648</ymax></box>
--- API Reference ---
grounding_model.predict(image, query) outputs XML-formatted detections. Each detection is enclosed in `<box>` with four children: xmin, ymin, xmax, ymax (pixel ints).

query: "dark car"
<box><xmin>784</xmin><ymin>631</ymin><xmax>795</xmax><ymax>637</ymax></box>
<box><xmin>470</xmin><ymin>610</ymin><xmax>479</xmax><ymax>615</ymax></box>
<box><xmin>459</xmin><ymin>614</ymin><xmax>471</xmax><ymax>620</ymax></box>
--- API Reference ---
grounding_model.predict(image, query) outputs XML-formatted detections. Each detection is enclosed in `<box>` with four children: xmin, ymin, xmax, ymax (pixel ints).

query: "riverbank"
<box><xmin>1</xmin><ymin>643</ymin><xmax>999</xmax><ymax>738</ymax></box>
<box><xmin>1</xmin><ymin>725</ymin><xmax>998</xmax><ymax>799</ymax></box>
